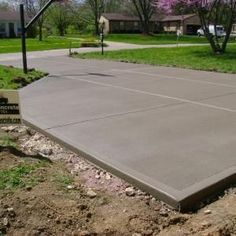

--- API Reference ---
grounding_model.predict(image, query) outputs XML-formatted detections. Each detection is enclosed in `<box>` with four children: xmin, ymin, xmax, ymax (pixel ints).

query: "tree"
<box><xmin>131</xmin><ymin>0</ymin><xmax>156</xmax><ymax>35</ymax></box>
<box><xmin>171</xmin><ymin>0</ymin><xmax>195</xmax><ymax>15</ymax></box>
<box><xmin>85</xmin><ymin>0</ymin><xmax>126</xmax><ymax>35</ymax></box>
<box><xmin>0</xmin><ymin>2</ymin><xmax>11</xmax><ymax>10</ymax></box>
<box><xmin>48</xmin><ymin>1</ymin><xmax>72</xmax><ymax>36</ymax></box>
<box><xmin>103</xmin><ymin>0</ymin><xmax>124</xmax><ymax>12</ymax></box>
<box><xmin>86</xmin><ymin>0</ymin><xmax>105</xmax><ymax>35</ymax></box>
<box><xmin>156</xmin><ymin>0</ymin><xmax>236</xmax><ymax>54</ymax></box>
<box><xmin>23</xmin><ymin>0</ymin><xmax>48</xmax><ymax>41</ymax></box>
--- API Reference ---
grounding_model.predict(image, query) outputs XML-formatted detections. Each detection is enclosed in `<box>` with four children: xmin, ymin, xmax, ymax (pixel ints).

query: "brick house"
<box><xmin>99</xmin><ymin>13</ymin><xmax>160</xmax><ymax>34</ymax></box>
<box><xmin>161</xmin><ymin>14</ymin><xmax>201</xmax><ymax>35</ymax></box>
<box><xmin>0</xmin><ymin>10</ymin><xmax>22</xmax><ymax>38</ymax></box>
<box><xmin>99</xmin><ymin>13</ymin><xmax>202</xmax><ymax>35</ymax></box>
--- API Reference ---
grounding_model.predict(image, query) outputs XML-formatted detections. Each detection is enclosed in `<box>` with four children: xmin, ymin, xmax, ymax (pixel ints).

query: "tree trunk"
<box><xmin>197</xmin><ymin>2</ymin><xmax>235</xmax><ymax>55</ymax></box>
<box><xmin>94</xmin><ymin>0</ymin><xmax>99</xmax><ymax>35</ymax></box>
<box><xmin>38</xmin><ymin>23</ymin><xmax>43</xmax><ymax>41</ymax></box>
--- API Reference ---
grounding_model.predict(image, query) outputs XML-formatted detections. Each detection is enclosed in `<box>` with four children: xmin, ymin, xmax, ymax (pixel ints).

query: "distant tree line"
<box><xmin>2</xmin><ymin>0</ymin><xmax>234</xmax><ymax>54</ymax></box>
<box><xmin>0</xmin><ymin>0</ymin><xmax>197</xmax><ymax>39</ymax></box>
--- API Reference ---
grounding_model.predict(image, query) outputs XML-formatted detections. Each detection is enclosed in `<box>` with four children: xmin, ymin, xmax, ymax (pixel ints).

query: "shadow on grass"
<box><xmin>191</xmin><ymin>47</ymin><xmax>236</xmax><ymax>60</ymax></box>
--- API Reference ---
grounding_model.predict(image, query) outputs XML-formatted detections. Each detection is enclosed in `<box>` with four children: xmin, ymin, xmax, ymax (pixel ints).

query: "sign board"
<box><xmin>0</xmin><ymin>90</ymin><xmax>22</xmax><ymax>125</ymax></box>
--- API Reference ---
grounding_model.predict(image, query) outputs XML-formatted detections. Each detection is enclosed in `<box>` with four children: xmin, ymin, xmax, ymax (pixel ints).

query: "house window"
<box><xmin>120</xmin><ymin>21</ymin><xmax>124</xmax><ymax>27</ymax></box>
<box><xmin>0</xmin><ymin>23</ymin><xmax>5</xmax><ymax>33</ymax></box>
<box><xmin>134</xmin><ymin>22</ymin><xmax>138</xmax><ymax>27</ymax></box>
<box><xmin>0</xmin><ymin>23</ymin><xmax>6</xmax><ymax>37</ymax></box>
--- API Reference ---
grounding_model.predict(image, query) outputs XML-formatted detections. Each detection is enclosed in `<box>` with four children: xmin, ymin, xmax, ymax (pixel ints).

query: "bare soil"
<box><xmin>0</xmin><ymin>126</ymin><xmax>235</xmax><ymax>236</ymax></box>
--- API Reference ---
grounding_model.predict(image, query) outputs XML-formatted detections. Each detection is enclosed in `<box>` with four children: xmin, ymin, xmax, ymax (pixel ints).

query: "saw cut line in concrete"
<box><xmin>64</xmin><ymin>75</ymin><xmax>236</xmax><ymax>113</ymax></box>
<box><xmin>111</xmin><ymin>68</ymin><xmax>236</xmax><ymax>88</ymax></box>
<box><xmin>4</xmin><ymin>55</ymin><xmax>235</xmax><ymax>210</ymax></box>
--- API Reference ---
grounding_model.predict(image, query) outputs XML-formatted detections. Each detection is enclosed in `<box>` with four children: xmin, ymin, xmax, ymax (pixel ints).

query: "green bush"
<box><xmin>85</xmin><ymin>24</ymin><xmax>95</xmax><ymax>34</ymax></box>
<box><xmin>67</xmin><ymin>25</ymin><xmax>79</xmax><ymax>35</ymax></box>
<box><xmin>27</xmin><ymin>25</ymin><xmax>38</xmax><ymax>38</ymax></box>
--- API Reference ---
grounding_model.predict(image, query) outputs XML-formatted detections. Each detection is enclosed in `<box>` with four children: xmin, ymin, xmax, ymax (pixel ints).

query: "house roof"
<box><xmin>161</xmin><ymin>14</ymin><xmax>196</xmax><ymax>22</ymax></box>
<box><xmin>102</xmin><ymin>13</ymin><xmax>160</xmax><ymax>22</ymax></box>
<box><xmin>0</xmin><ymin>10</ymin><xmax>20</xmax><ymax>21</ymax></box>
<box><xmin>102</xmin><ymin>13</ymin><xmax>139</xmax><ymax>21</ymax></box>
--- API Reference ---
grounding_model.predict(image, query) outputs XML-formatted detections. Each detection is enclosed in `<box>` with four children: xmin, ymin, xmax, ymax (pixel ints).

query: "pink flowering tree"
<box><xmin>156</xmin><ymin>0</ymin><xmax>236</xmax><ymax>54</ymax></box>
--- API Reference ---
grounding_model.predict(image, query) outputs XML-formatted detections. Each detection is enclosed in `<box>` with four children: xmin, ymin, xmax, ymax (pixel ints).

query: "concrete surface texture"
<box><xmin>3</xmin><ymin>55</ymin><xmax>236</xmax><ymax>210</ymax></box>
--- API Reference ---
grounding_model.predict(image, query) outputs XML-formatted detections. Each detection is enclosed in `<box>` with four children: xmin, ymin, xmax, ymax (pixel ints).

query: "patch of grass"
<box><xmin>105</xmin><ymin>34</ymin><xmax>209</xmax><ymax>45</ymax></box>
<box><xmin>0</xmin><ymin>134</ymin><xmax>17</xmax><ymax>148</ymax></box>
<box><xmin>0</xmin><ymin>37</ymin><xmax>81</xmax><ymax>54</ymax></box>
<box><xmin>0</xmin><ymin>65</ymin><xmax>47</xmax><ymax>89</ymax></box>
<box><xmin>0</xmin><ymin>161</ymin><xmax>47</xmax><ymax>190</ymax></box>
<box><xmin>52</xmin><ymin>171</ymin><xmax>74</xmax><ymax>189</ymax></box>
<box><xmin>74</xmin><ymin>44</ymin><xmax>236</xmax><ymax>73</ymax></box>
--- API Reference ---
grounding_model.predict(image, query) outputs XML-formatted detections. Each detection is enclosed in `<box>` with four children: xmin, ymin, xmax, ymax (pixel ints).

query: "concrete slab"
<box><xmin>7</xmin><ymin>56</ymin><xmax>236</xmax><ymax>210</ymax></box>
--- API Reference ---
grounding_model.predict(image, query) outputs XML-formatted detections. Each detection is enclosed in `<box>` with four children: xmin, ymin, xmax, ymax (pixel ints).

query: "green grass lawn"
<box><xmin>73</xmin><ymin>44</ymin><xmax>236</xmax><ymax>73</ymax></box>
<box><xmin>0</xmin><ymin>65</ymin><xmax>47</xmax><ymax>89</ymax></box>
<box><xmin>0</xmin><ymin>37</ymin><xmax>81</xmax><ymax>54</ymax></box>
<box><xmin>105</xmin><ymin>34</ymin><xmax>209</xmax><ymax>45</ymax></box>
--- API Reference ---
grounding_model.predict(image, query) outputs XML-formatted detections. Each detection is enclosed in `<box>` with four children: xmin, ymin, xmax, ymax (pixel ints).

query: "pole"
<box><xmin>101</xmin><ymin>28</ymin><xmax>104</xmax><ymax>55</ymax></box>
<box><xmin>101</xmin><ymin>23</ymin><xmax>104</xmax><ymax>55</ymax></box>
<box><xmin>20</xmin><ymin>0</ymin><xmax>56</xmax><ymax>74</ymax></box>
<box><xmin>20</xmin><ymin>4</ymin><xmax>27</xmax><ymax>74</ymax></box>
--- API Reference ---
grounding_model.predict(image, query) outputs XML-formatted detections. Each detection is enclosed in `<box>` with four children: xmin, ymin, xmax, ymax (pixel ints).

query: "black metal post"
<box><xmin>101</xmin><ymin>23</ymin><xmax>104</xmax><ymax>55</ymax></box>
<box><xmin>20</xmin><ymin>0</ymin><xmax>57</xmax><ymax>74</ymax></box>
<box><xmin>20</xmin><ymin>4</ymin><xmax>27</xmax><ymax>74</ymax></box>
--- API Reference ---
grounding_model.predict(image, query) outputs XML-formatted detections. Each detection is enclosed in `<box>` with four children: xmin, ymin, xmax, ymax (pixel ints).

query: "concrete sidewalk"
<box><xmin>4</xmin><ymin>56</ymin><xmax>236</xmax><ymax>210</ymax></box>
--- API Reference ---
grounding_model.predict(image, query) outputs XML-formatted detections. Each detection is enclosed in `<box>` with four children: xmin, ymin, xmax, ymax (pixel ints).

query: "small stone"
<box><xmin>7</xmin><ymin>207</ymin><xmax>14</xmax><ymax>212</ymax></box>
<box><xmin>159</xmin><ymin>208</ymin><xmax>169</xmax><ymax>217</ymax></box>
<box><xmin>1</xmin><ymin>126</ymin><xmax>16</xmax><ymax>132</ymax></box>
<box><xmin>136</xmin><ymin>190</ymin><xmax>145</xmax><ymax>196</ymax></box>
<box><xmin>86</xmin><ymin>189</ymin><xmax>97</xmax><ymax>198</ymax></box>
<box><xmin>105</xmin><ymin>173</ymin><xmax>111</xmax><ymax>180</ymax></box>
<box><xmin>79</xmin><ymin>230</ymin><xmax>91</xmax><ymax>236</ymax></box>
<box><xmin>3</xmin><ymin>217</ymin><xmax>9</xmax><ymax>226</ymax></box>
<box><xmin>154</xmin><ymin>206</ymin><xmax>161</xmax><ymax>211</ymax></box>
<box><xmin>95</xmin><ymin>174</ymin><xmax>101</xmax><ymax>179</ymax></box>
<box><xmin>142</xmin><ymin>229</ymin><xmax>153</xmax><ymax>235</ymax></box>
<box><xmin>204</xmin><ymin>209</ymin><xmax>212</xmax><ymax>215</ymax></box>
<box><xmin>201</xmin><ymin>221</ymin><xmax>211</xmax><ymax>228</ymax></box>
<box><xmin>132</xmin><ymin>234</ymin><xmax>142</xmax><ymax>236</ymax></box>
<box><xmin>40</xmin><ymin>147</ymin><xmax>53</xmax><ymax>156</ymax></box>
<box><xmin>67</xmin><ymin>185</ymin><xmax>75</xmax><ymax>190</ymax></box>
<box><xmin>125</xmin><ymin>187</ymin><xmax>136</xmax><ymax>197</ymax></box>
<box><xmin>7</xmin><ymin>207</ymin><xmax>16</xmax><ymax>217</ymax></box>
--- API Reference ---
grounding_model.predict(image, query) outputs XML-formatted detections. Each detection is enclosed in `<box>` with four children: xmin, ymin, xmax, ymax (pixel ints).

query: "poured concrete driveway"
<box><xmin>6</xmin><ymin>56</ymin><xmax>236</xmax><ymax>209</ymax></box>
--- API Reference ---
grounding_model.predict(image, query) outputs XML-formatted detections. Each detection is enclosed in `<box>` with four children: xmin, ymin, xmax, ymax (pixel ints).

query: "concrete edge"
<box><xmin>178</xmin><ymin>170</ymin><xmax>236</xmax><ymax>210</ymax></box>
<box><xmin>23</xmin><ymin>119</ymin><xmax>181</xmax><ymax>210</ymax></box>
<box><xmin>23</xmin><ymin>118</ymin><xmax>236</xmax><ymax>212</ymax></box>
